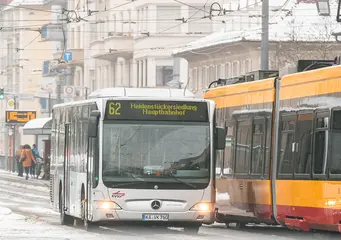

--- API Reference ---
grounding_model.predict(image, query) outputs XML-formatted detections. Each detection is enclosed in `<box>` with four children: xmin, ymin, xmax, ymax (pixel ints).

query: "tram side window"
<box><xmin>330</xmin><ymin>110</ymin><xmax>341</xmax><ymax>174</ymax></box>
<box><xmin>313</xmin><ymin>115</ymin><xmax>328</xmax><ymax>175</ymax></box>
<box><xmin>235</xmin><ymin>121</ymin><xmax>251</xmax><ymax>174</ymax></box>
<box><xmin>264</xmin><ymin>117</ymin><xmax>271</xmax><ymax>176</ymax></box>
<box><xmin>223</xmin><ymin>124</ymin><xmax>234</xmax><ymax>175</ymax></box>
<box><xmin>251</xmin><ymin>120</ymin><xmax>265</xmax><ymax>175</ymax></box>
<box><xmin>278</xmin><ymin>117</ymin><xmax>295</xmax><ymax>174</ymax></box>
<box><xmin>295</xmin><ymin>113</ymin><xmax>313</xmax><ymax>174</ymax></box>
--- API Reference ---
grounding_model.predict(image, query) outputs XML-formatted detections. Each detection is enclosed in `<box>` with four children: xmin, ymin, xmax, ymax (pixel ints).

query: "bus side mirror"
<box><xmin>88</xmin><ymin>110</ymin><xmax>101</xmax><ymax>138</ymax></box>
<box><xmin>215</xmin><ymin>126</ymin><xmax>226</xmax><ymax>150</ymax></box>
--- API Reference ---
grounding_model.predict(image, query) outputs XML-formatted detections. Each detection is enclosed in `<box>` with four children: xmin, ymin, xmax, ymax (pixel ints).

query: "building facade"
<box><xmin>43</xmin><ymin>0</ymin><xmax>242</xmax><ymax>97</ymax></box>
<box><xmin>0</xmin><ymin>1</ymin><xmax>55</xmax><ymax>155</ymax></box>
<box><xmin>173</xmin><ymin>0</ymin><xmax>341</xmax><ymax>97</ymax></box>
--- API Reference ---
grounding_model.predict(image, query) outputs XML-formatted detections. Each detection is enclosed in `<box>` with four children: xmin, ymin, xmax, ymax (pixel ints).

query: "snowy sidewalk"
<box><xmin>0</xmin><ymin>206</ymin><xmax>107</xmax><ymax>240</ymax></box>
<box><xmin>0</xmin><ymin>170</ymin><xmax>49</xmax><ymax>189</ymax></box>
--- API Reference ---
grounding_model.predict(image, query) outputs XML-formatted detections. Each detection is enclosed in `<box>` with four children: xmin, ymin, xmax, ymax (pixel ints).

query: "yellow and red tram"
<box><xmin>206</xmin><ymin>65</ymin><xmax>341</xmax><ymax>232</ymax></box>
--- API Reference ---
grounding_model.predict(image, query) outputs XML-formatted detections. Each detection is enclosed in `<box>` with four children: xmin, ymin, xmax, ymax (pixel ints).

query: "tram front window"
<box><xmin>102</xmin><ymin>122</ymin><xmax>210</xmax><ymax>189</ymax></box>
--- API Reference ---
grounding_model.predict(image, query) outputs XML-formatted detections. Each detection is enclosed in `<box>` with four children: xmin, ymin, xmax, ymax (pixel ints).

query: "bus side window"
<box><xmin>313</xmin><ymin>112</ymin><xmax>329</xmax><ymax>177</ymax></box>
<box><xmin>89</xmin><ymin>103</ymin><xmax>99</xmax><ymax>188</ymax></box>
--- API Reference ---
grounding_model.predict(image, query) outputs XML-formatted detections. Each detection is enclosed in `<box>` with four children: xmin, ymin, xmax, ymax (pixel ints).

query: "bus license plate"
<box><xmin>142</xmin><ymin>214</ymin><xmax>169</xmax><ymax>221</ymax></box>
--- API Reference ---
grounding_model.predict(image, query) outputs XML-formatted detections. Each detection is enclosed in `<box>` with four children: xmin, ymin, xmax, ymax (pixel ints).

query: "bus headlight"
<box><xmin>190</xmin><ymin>202</ymin><xmax>213</xmax><ymax>212</ymax></box>
<box><xmin>95</xmin><ymin>201</ymin><xmax>122</xmax><ymax>210</ymax></box>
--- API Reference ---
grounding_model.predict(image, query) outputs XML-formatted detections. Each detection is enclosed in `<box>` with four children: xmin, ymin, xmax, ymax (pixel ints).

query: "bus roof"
<box><xmin>88</xmin><ymin>87</ymin><xmax>195</xmax><ymax>99</ymax></box>
<box><xmin>52</xmin><ymin>88</ymin><xmax>209</xmax><ymax>110</ymax></box>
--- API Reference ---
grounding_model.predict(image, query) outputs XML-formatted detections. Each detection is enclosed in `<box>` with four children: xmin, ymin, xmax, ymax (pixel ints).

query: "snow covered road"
<box><xmin>0</xmin><ymin>171</ymin><xmax>339</xmax><ymax>240</ymax></box>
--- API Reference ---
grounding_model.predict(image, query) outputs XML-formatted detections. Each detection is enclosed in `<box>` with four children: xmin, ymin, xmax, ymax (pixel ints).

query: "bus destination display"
<box><xmin>104</xmin><ymin>100</ymin><xmax>208</xmax><ymax>121</ymax></box>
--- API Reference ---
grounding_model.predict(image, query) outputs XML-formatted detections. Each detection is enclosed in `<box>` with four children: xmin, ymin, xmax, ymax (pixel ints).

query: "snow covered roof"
<box><xmin>3</xmin><ymin>0</ymin><xmax>46</xmax><ymax>11</ymax></box>
<box><xmin>174</xmin><ymin>0</ymin><xmax>340</xmax><ymax>55</ymax></box>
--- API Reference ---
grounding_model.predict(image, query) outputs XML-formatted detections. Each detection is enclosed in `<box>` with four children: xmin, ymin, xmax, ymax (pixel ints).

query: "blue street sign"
<box><xmin>64</xmin><ymin>52</ymin><xmax>72</xmax><ymax>61</ymax></box>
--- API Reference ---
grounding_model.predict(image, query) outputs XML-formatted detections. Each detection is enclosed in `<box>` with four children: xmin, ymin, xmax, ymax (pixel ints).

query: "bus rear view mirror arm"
<box><xmin>215</xmin><ymin>126</ymin><xmax>226</xmax><ymax>150</ymax></box>
<box><xmin>88</xmin><ymin>110</ymin><xmax>101</xmax><ymax>138</ymax></box>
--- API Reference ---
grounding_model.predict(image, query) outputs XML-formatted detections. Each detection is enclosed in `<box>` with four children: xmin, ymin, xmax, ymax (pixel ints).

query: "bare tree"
<box><xmin>270</xmin><ymin>15</ymin><xmax>339</xmax><ymax>70</ymax></box>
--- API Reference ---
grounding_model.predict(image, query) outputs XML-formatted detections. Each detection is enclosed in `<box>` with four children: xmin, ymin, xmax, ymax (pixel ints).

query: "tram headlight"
<box><xmin>190</xmin><ymin>202</ymin><xmax>213</xmax><ymax>212</ymax></box>
<box><xmin>95</xmin><ymin>201</ymin><xmax>122</xmax><ymax>210</ymax></box>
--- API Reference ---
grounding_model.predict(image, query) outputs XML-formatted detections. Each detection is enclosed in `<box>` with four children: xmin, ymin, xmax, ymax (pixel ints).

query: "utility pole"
<box><xmin>11</xmin><ymin>95</ymin><xmax>16</xmax><ymax>173</ymax></box>
<box><xmin>261</xmin><ymin>0</ymin><xmax>269</xmax><ymax>71</ymax></box>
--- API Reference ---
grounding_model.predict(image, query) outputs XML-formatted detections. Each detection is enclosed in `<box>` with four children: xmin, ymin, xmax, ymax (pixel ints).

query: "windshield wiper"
<box><xmin>110</xmin><ymin>172</ymin><xmax>146</xmax><ymax>188</ymax></box>
<box><xmin>111</xmin><ymin>181</ymin><xmax>146</xmax><ymax>188</ymax></box>
<box><xmin>168</xmin><ymin>174</ymin><xmax>196</xmax><ymax>189</ymax></box>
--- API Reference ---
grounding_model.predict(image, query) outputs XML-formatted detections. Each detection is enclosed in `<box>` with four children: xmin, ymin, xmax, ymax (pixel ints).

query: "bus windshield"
<box><xmin>102</xmin><ymin>121</ymin><xmax>210</xmax><ymax>189</ymax></box>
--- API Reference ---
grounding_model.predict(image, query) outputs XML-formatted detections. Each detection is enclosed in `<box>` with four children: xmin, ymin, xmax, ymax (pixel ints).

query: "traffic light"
<box><xmin>0</xmin><ymin>88</ymin><xmax>4</xmax><ymax>100</ymax></box>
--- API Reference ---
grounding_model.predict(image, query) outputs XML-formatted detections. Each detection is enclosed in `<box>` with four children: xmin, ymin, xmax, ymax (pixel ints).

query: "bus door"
<box><xmin>63</xmin><ymin>123</ymin><xmax>71</xmax><ymax>215</ymax></box>
<box><xmin>85</xmin><ymin>136</ymin><xmax>96</xmax><ymax>222</ymax></box>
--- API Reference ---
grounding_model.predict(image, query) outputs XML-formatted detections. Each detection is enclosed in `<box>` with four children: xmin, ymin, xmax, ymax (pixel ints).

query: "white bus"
<box><xmin>50</xmin><ymin>87</ymin><xmax>225</xmax><ymax>232</ymax></box>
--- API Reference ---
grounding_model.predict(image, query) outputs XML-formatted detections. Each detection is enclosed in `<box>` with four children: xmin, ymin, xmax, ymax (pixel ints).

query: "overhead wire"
<box><xmin>184</xmin><ymin>0</ymin><xmax>324</xmax><ymax>55</ymax></box>
<box><xmin>22</xmin><ymin>33</ymin><xmax>42</xmax><ymax>49</ymax></box>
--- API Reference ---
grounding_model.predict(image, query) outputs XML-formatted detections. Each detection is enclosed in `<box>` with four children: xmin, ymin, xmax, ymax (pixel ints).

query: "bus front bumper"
<box><xmin>91</xmin><ymin>209</ymin><xmax>214</xmax><ymax>224</ymax></box>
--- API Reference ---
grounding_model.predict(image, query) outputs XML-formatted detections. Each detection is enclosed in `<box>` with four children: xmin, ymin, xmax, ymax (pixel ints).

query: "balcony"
<box><xmin>89</xmin><ymin>40</ymin><xmax>104</xmax><ymax>58</ymax></box>
<box><xmin>52</xmin><ymin>48</ymin><xmax>84</xmax><ymax>69</ymax></box>
<box><xmin>90</xmin><ymin>32</ymin><xmax>133</xmax><ymax>61</ymax></box>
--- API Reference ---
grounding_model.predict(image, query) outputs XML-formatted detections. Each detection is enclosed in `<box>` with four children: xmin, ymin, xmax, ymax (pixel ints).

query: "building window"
<box><xmin>192</xmin><ymin>68</ymin><xmax>197</xmax><ymax>90</ymax></box>
<box><xmin>245</xmin><ymin>59</ymin><xmax>251</xmax><ymax>73</ymax></box>
<box><xmin>232</xmin><ymin>61</ymin><xmax>239</xmax><ymax>77</ymax></box>
<box><xmin>156</xmin><ymin>66</ymin><xmax>173</xmax><ymax>86</ymax></box>
<box><xmin>156</xmin><ymin>6</ymin><xmax>181</xmax><ymax>33</ymax></box>
<box><xmin>137</xmin><ymin>10</ymin><xmax>140</xmax><ymax>32</ymax></box>
<box><xmin>136</xmin><ymin>61</ymin><xmax>139</xmax><ymax>87</ymax></box>
<box><xmin>89</xmin><ymin>69</ymin><xmax>95</xmax><ymax>91</ymax></box>
<box><xmin>89</xmin><ymin>23</ymin><xmax>97</xmax><ymax>42</ymax></box>
<box><xmin>224</xmin><ymin>63</ymin><xmax>230</xmax><ymax>78</ymax></box>
<box><xmin>40</xmin><ymin>98</ymin><xmax>47</xmax><ymax>111</ymax></box>
<box><xmin>217</xmin><ymin>65</ymin><xmax>222</xmax><ymax>78</ymax></box>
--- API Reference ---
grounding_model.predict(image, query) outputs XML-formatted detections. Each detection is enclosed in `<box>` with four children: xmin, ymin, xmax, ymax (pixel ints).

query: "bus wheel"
<box><xmin>59</xmin><ymin>191</ymin><xmax>73</xmax><ymax>226</ymax></box>
<box><xmin>184</xmin><ymin>224</ymin><xmax>201</xmax><ymax>234</ymax></box>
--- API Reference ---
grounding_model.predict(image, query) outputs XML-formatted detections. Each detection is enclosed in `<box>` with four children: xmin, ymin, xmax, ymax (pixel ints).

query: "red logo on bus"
<box><xmin>112</xmin><ymin>191</ymin><xmax>125</xmax><ymax>198</ymax></box>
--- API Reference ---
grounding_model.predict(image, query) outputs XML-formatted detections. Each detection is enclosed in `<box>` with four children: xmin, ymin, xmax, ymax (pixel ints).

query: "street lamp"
<box><xmin>316</xmin><ymin>0</ymin><xmax>330</xmax><ymax>16</ymax></box>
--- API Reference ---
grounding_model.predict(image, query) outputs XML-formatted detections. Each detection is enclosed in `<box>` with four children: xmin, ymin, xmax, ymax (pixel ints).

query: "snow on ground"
<box><xmin>0</xmin><ymin>179</ymin><xmax>49</xmax><ymax>193</ymax></box>
<box><xmin>0</xmin><ymin>206</ymin><xmax>105</xmax><ymax>240</ymax></box>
